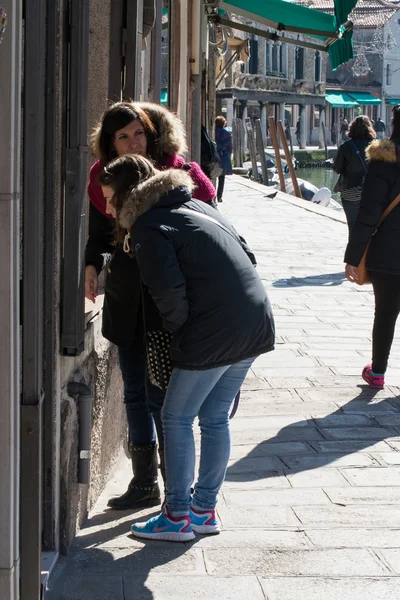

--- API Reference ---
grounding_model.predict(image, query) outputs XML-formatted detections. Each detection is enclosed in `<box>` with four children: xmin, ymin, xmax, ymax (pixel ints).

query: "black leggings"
<box><xmin>371</xmin><ymin>271</ymin><xmax>400</xmax><ymax>373</ymax></box>
<box><xmin>217</xmin><ymin>175</ymin><xmax>225</xmax><ymax>200</ymax></box>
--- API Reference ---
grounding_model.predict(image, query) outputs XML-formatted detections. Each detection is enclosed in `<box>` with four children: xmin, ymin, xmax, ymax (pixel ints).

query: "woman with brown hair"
<box><xmin>345</xmin><ymin>106</ymin><xmax>400</xmax><ymax>389</ymax></box>
<box><xmin>85</xmin><ymin>102</ymin><xmax>216</xmax><ymax>510</ymax></box>
<box><xmin>333</xmin><ymin>115</ymin><xmax>376</xmax><ymax>232</ymax></box>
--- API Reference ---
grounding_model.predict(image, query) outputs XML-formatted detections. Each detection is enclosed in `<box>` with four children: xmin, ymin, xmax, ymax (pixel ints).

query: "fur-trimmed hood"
<box><xmin>118</xmin><ymin>168</ymin><xmax>193</xmax><ymax>231</ymax></box>
<box><xmin>366</xmin><ymin>138</ymin><xmax>399</xmax><ymax>163</ymax></box>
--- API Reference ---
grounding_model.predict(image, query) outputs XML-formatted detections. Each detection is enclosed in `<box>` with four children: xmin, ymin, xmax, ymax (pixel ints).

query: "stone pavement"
<box><xmin>48</xmin><ymin>175</ymin><xmax>400</xmax><ymax>600</ymax></box>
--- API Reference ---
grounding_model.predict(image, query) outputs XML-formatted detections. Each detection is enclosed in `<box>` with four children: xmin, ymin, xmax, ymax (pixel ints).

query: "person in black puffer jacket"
<box><xmin>100</xmin><ymin>154</ymin><xmax>275</xmax><ymax>542</ymax></box>
<box><xmin>333</xmin><ymin>115</ymin><xmax>376</xmax><ymax>233</ymax></box>
<box><xmin>345</xmin><ymin>106</ymin><xmax>400</xmax><ymax>390</ymax></box>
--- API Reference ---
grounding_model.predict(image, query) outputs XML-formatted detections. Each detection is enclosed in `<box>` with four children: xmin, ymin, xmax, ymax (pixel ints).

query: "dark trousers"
<box><xmin>341</xmin><ymin>199</ymin><xmax>360</xmax><ymax>235</ymax></box>
<box><xmin>217</xmin><ymin>174</ymin><xmax>225</xmax><ymax>201</ymax></box>
<box><xmin>118</xmin><ymin>341</ymin><xmax>165</xmax><ymax>449</ymax></box>
<box><xmin>370</xmin><ymin>271</ymin><xmax>400</xmax><ymax>374</ymax></box>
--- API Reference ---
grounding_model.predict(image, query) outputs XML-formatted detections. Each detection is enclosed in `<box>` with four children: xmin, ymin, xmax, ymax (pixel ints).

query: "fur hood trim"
<box><xmin>366</xmin><ymin>139</ymin><xmax>398</xmax><ymax>163</ymax></box>
<box><xmin>118</xmin><ymin>169</ymin><xmax>193</xmax><ymax>230</ymax></box>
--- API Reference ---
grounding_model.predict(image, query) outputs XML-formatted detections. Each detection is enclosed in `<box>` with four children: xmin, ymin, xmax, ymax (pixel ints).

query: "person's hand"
<box><xmin>85</xmin><ymin>265</ymin><xmax>98</xmax><ymax>303</ymax></box>
<box><xmin>345</xmin><ymin>264</ymin><xmax>359</xmax><ymax>283</ymax></box>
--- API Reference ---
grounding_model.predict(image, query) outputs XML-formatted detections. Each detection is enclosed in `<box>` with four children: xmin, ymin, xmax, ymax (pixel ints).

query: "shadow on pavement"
<box><xmin>225</xmin><ymin>386</ymin><xmax>400</xmax><ymax>483</ymax></box>
<box><xmin>273</xmin><ymin>272</ymin><xmax>346</xmax><ymax>287</ymax></box>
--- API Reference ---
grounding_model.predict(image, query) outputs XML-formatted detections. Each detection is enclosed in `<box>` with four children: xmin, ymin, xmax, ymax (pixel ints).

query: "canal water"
<box><xmin>296</xmin><ymin>167</ymin><xmax>341</xmax><ymax>203</ymax></box>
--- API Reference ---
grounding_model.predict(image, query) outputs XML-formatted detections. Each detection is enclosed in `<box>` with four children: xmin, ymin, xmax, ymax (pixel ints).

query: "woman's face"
<box><xmin>113</xmin><ymin>119</ymin><xmax>148</xmax><ymax>157</ymax></box>
<box><xmin>102</xmin><ymin>185</ymin><xmax>117</xmax><ymax>218</ymax></box>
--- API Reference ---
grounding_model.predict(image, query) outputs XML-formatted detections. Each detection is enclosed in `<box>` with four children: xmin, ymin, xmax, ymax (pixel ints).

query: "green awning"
<box><xmin>347</xmin><ymin>92</ymin><xmax>381</xmax><ymax>105</ymax></box>
<box><xmin>387</xmin><ymin>99</ymin><xmax>400</xmax><ymax>105</ymax></box>
<box><xmin>325</xmin><ymin>91</ymin><xmax>358</xmax><ymax>108</ymax></box>
<box><xmin>160</xmin><ymin>90</ymin><xmax>168</xmax><ymax>106</ymax></box>
<box><xmin>219</xmin><ymin>0</ymin><xmax>354</xmax><ymax>69</ymax></box>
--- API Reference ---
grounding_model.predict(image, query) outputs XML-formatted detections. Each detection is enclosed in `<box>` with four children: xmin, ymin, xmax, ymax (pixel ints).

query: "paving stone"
<box><xmin>286</xmin><ymin>468</ymin><xmax>350</xmax><ymax>488</ymax></box>
<box><xmin>325</xmin><ymin>486</ymin><xmax>400</xmax><ymax>505</ymax></box>
<box><xmin>319</xmin><ymin>426</ymin><xmax>397</xmax><ymax>440</ymax></box>
<box><xmin>311</xmin><ymin>414</ymin><xmax>373</xmax><ymax>427</ymax></box>
<box><xmin>294</xmin><ymin>505</ymin><xmax>400</xmax><ymax>527</ymax></box>
<box><xmin>341</xmin><ymin>466</ymin><xmax>400</xmax><ymax>486</ymax></box>
<box><xmin>203</xmin><ymin>548</ymin><xmax>387</xmax><ymax>576</ymax></box>
<box><xmin>237</xmin><ymin>401</ymin><xmax>338</xmax><ymax>417</ymax></box>
<box><xmin>309</xmin><ymin>440</ymin><xmax>393</xmax><ymax>454</ymax></box>
<box><xmin>372</xmin><ymin>452</ymin><xmax>400</xmax><ymax>466</ymax></box>
<box><xmin>50</xmin><ymin>575</ymin><xmax>124</xmax><ymax>600</ymax></box>
<box><xmin>260</xmin><ymin>577</ymin><xmax>400</xmax><ymax>600</ymax></box>
<box><xmin>223</xmin><ymin>488</ymin><xmax>330</xmax><ymax>507</ymax></box>
<box><xmin>373</xmin><ymin>414</ymin><xmax>400</xmax><ymax>427</ymax></box>
<box><xmin>230</xmin><ymin>426</ymin><xmax>324</xmax><ymax>446</ymax></box>
<box><xmin>281</xmin><ymin>452</ymin><xmax>377</xmax><ymax>470</ymax></box>
<box><xmin>239</xmin><ymin>389</ymin><xmax>301</xmax><ymax>403</ymax></box>
<box><xmin>229</xmin><ymin>415</ymin><xmax>308</xmax><ymax>431</ymax></box>
<box><xmin>378</xmin><ymin>549</ymin><xmax>400</xmax><ymax>574</ymax></box>
<box><xmin>227</xmin><ymin>455</ymin><xmax>286</xmax><ymax>473</ymax></box>
<box><xmin>66</xmin><ymin>546</ymin><xmax>201</xmax><ymax>575</ymax></box>
<box><xmin>123</xmin><ymin>575</ymin><xmax>265</xmax><ymax>600</ymax></box>
<box><xmin>306</xmin><ymin>528</ymin><xmax>400</xmax><ymax>549</ymax></box>
<box><xmin>216</xmin><ymin>505</ymin><xmax>299</xmax><ymax>529</ymax></box>
<box><xmin>190</xmin><ymin>529</ymin><xmax>310</xmax><ymax>549</ymax></box>
<box><xmin>229</xmin><ymin>441</ymin><xmax>310</xmax><ymax>459</ymax></box>
<box><xmin>222</xmin><ymin>471</ymin><xmax>290</xmax><ymax>489</ymax></box>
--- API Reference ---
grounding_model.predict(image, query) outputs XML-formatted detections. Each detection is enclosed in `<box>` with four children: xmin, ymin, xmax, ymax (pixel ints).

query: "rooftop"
<box><xmin>294</xmin><ymin>0</ymin><xmax>399</xmax><ymax>27</ymax></box>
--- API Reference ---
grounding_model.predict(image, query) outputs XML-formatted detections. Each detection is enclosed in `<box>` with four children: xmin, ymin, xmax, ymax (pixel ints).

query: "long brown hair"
<box><xmin>91</xmin><ymin>102</ymin><xmax>158</xmax><ymax>164</ymax></box>
<box><xmin>348</xmin><ymin>115</ymin><xmax>376</xmax><ymax>141</ymax></box>
<box><xmin>99</xmin><ymin>154</ymin><xmax>157</xmax><ymax>243</ymax></box>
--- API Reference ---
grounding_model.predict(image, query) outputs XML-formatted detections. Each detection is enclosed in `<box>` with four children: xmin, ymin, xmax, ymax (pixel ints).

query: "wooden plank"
<box><xmin>245</xmin><ymin>118</ymin><xmax>259</xmax><ymax>182</ymax></box>
<box><xmin>277</xmin><ymin>120</ymin><xmax>302</xmax><ymax>198</ymax></box>
<box><xmin>268</xmin><ymin>117</ymin><xmax>286</xmax><ymax>192</ymax></box>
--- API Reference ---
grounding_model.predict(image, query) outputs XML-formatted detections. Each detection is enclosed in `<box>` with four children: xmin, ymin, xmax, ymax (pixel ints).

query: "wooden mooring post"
<box><xmin>277</xmin><ymin>120</ymin><xmax>302</xmax><ymax>198</ymax></box>
<box><xmin>268</xmin><ymin>117</ymin><xmax>286</xmax><ymax>192</ymax></box>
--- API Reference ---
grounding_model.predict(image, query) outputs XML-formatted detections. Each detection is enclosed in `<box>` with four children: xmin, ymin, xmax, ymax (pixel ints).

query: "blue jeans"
<box><xmin>118</xmin><ymin>342</ymin><xmax>165</xmax><ymax>449</ymax></box>
<box><xmin>161</xmin><ymin>358</ymin><xmax>254</xmax><ymax>515</ymax></box>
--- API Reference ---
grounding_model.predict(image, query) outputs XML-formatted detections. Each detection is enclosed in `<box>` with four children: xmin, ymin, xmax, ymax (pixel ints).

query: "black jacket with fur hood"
<box><xmin>345</xmin><ymin>139</ymin><xmax>400</xmax><ymax>274</ymax></box>
<box><xmin>119</xmin><ymin>169</ymin><xmax>275</xmax><ymax>370</ymax></box>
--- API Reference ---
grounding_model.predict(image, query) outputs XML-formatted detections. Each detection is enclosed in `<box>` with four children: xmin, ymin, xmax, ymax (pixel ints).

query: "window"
<box><xmin>271</xmin><ymin>42</ymin><xmax>278</xmax><ymax>72</ymax></box>
<box><xmin>265</xmin><ymin>40</ymin><xmax>270</xmax><ymax>73</ymax></box>
<box><xmin>249</xmin><ymin>38</ymin><xmax>259</xmax><ymax>74</ymax></box>
<box><xmin>295</xmin><ymin>46</ymin><xmax>304</xmax><ymax>80</ymax></box>
<box><xmin>314</xmin><ymin>50</ymin><xmax>321</xmax><ymax>82</ymax></box>
<box><xmin>387</xmin><ymin>63</ymin><xmax>392</xmax><ymax>86</ymax></box>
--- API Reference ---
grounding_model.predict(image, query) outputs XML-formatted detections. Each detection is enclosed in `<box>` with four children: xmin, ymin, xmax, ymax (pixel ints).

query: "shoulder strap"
<box><xmin>350</xmin><ymin>139</ymin><xmax>368</xmax><ymax>173</ymax></box>
<box><xmin>377</xmin><ymin>192</ymin><xmax>400</xmax><ymax>228</ymax></box>
<box><xmin>177</xmin><ymin>206</ymin><xmax>242</xmax><ymax>247</ymax></box>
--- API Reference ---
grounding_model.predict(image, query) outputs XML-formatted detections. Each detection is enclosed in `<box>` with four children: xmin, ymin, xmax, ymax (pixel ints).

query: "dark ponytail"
<box><xmin>390</xmin><ymin>105</ymin><xmax>400</xmax><ymax>142</ymax></box>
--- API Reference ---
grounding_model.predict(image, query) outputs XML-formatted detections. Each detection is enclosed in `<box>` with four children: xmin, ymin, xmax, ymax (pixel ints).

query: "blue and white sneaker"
<box><xmin>131</xmin><ymin>506</ymin><xmax>195</xmax><ymax>542</ymax></box>
<box><xmin>189</xmin><ymin>506</ymin><xmax>220</xmax><ymax>535</ymax></box>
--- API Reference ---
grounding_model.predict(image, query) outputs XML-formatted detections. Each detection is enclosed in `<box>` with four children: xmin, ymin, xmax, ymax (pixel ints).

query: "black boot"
<box><xmin>108</xmin><ymin>444</ymin><xmax>161</xmax><ymax>509</ymax></box>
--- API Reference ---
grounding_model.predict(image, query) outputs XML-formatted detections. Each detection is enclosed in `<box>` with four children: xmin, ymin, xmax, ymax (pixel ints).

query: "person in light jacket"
<box><xmin>99</xmin><ymin>154</ymin><xmax>275</xmax><ymax>542</ymax></box>
<box><xmin>85</xmin><ymin>101</ymin><xmax>216</xmax><ymax>510</ymax></box>
<box><xmin>345</xmin><ymin>106</ymin><xmax>400</xmax><ymax>390</ymax></box>
<box><xmin>215</xmin><ymin>116</ymin><xmax>233</xmax><ymax>202</ymax></box>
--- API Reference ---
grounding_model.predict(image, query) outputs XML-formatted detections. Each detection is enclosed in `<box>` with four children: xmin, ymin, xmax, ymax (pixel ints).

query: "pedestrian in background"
<box><xmin>375</xmin><ymin>116</ymin><xmax>386</xmax><ymax>140</ymax></box>
<box><xmin>345</xmin><ymin>105</ymin><xmax>400</xmax><ymax>389</ymax></box>
<box><xmin>99</xmin><ymin>154</ymin><xmax>275</xmax><ymax>542</ymax></box>
<box><xmin>333</xmin><ymin>115</ymin><xmax>376</xmax><ymax>233</ymax></box>
<box><xmin>84</xmin><ymin>101</ymin><xmax>215</xmax><ymax>510</ymax></box>
<box><xmin>215</xmin><ymin>116</ymin><xmax>233</xmax><ymax>202</ymax></box>
<box><xmin>340</xmin><ymin>117</ymin><xmax>349</xmax><ymax>142</ymax></box>
<box><xmin>295</xmin><ymin>116</ymin><xmax>301</xmax><ymax>146</ymax></box>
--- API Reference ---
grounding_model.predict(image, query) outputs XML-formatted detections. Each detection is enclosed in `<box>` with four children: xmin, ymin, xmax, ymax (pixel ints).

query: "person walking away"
<box><xmin>333</xmin><ymin>115</ymin><xmax>376</xmax><ymax>233</ymax></box>
<box><xmin>85</xmin><ymin>102</ymin><xmax>216</xmax><ymax>509</ymax></box>
<box><xmin>375</xmin><ymin>116</ymin><xmax>386</xmax><ymax>140</ymax></box>
<box><xmin>215</xmin><ymin>116</ymin><xmax>233</xmax><ymax>202</ymax></box>
<box><xmin>99</xmin><ymin>154</ymin><xmax>275</xmax><ymax>541</ymax></box>
<box><xmin>330</xmin><ymin>122</ymin><xmax>337</xmax><ymax>146</ymax></box>
<box><xmin>345</xmin><ymin>105</ymin><xmax>400</xmax><ymax>389</ymax></box>
<box><xmin>295</xmin><ymin>116</ymin><xmax>301</xmax><ymax>146</ymax></box>
<box><xmin>340</xmin><ymin>117</ymin><xmax>349</xmax><ymax>142</ymax></box>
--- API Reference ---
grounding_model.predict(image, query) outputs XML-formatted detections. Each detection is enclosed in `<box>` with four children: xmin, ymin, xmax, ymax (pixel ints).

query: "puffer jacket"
<box><xmin>344</xmin><ymin>138</ymin><xmax>400</xmax><ymax>275</ymax></box>
<box><xmin>85</xmin><ymin>104</ymin><xmax>216</xmax><ymax>348</ymax></box>
<box><xmin>333</xmin><ymin>138</ymin><xmax>371</xmax><ymax>192</ymax></box>
<box><xmin>119</xmin><ymin>169</ymin><xmax>275</xmax><ymax>370</ymax></box>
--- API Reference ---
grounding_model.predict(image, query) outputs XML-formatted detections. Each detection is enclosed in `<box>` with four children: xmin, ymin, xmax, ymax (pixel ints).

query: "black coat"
<box><xmin>344</xmin><ymin>139</ymin><xmax>400</xmax><ymax>275</ymax></box>
<box><xmin>333</xmin><ymin>138</ymin><xmax>370</xmax><ymax>192</ymax></box>
<box><xmin>119</xmin><ymin>169</ymin><xmax>275</xmax><ymax>370</ymax></box>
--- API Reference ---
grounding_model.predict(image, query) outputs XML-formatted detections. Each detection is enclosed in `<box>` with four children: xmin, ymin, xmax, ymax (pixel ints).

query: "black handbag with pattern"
<box><xmin>146</xmin><ymin>329</ymin><xmax>173</xmax><ymax>391</ymax></box>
